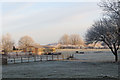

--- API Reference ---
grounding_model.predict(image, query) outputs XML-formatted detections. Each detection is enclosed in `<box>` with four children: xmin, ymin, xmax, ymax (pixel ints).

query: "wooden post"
<box><xmin>52</xmin><ymin>54</ymin><xmax>53</xmax><ymax>61</ymax></box>
<box><xmin>2</xmin><ymin>57</ymin><xmax>7</xmax><ymax>65</ymax></box>
<box><xmin>46</xmin><ymin>55</ymin><xmax>48</xmax><ymax>61</ymax></box>
<box><xmin>21</xmin><ymin>57</ymin><xmax>23</xmax><ymax>63</ymax></box>
<box><xmin>39</xmin><ymin>55</ymin><xmax>40</xmax><ymax>61</ymax></box>
<box><xmin>36</xmin><ymin>56</ymin><xmax>38</xmax><ymax>62</ymax></box>
<box><xmin>40</xmin><ymin>56</ymin><xmax>42</xmax><ymax>61</ymax></box>
<box><xmin>62</xmin><ymin>55</ymin><xmax>64</xmax><ymax>60</ymax></box>
<box><xmin>13</xmin><ymin>57</ymin><xmax>15</xmax><ymax>64</ymax></box>
<box><xmin>28</xmin><ymin>56</ymin><xmax>29</xmax><ymax>63</ymax></box>
<box><xmin>34</xmin><ymin>56</ymin><xmax>36</xmax><ymax>62</ymax></box>
<box><xmin>57</xmin><ymin>54</ymin><xmax>59</xmax><ymax>60</ymax></box>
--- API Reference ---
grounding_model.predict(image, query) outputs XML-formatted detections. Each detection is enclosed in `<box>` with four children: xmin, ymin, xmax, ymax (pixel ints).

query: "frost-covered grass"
<box><xmin>56</xmin><ymin>49</ymin><xmax>111</xmax><ymax>52</ymax></box>
<box><xmin>2</xmin><ymin>49</ymin><xmax>119</xmax><ymax>78</ymax></box>
<box><xmin>2</xmin><ymin>60</ymin><xmax>118</xmax><ymax>78</ymax></box>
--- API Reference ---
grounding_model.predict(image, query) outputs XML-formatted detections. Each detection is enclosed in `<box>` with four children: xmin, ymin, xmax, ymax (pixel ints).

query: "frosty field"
<box><xmin>2</xmin><ymin>49</ymin><xmax>120</xmax><ymax>78</ymax></box>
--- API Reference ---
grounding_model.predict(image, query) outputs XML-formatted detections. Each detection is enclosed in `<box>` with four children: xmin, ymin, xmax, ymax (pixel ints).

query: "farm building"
<box><xmin>23</xmin><ymin>45</ymin><xmax>56</xmax><ymax>55</ymax></box>
<box><xmin>42</xmin><ymin>45</ymin><xmax>56</xmax><ymax>53</ymax></box>
<box><xmin>23</xmin><ymin>45</ymin><xmax>45</xmax><ymax>55</ymax></box>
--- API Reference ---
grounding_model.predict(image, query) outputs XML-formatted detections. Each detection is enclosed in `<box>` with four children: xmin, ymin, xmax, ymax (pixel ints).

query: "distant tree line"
<box><xmin>0</xmin><ymin>33</ymin><xmax>85</xmax><ymax>55</ymax></box>
<box><xmin>0</xmin><ymin>34</ymin><xmax>35</xmax><ymax>55</ymax></box>
<box><xmin>59</xmin><ymin>34</ymin><xmax>84</xmax><ymax>46</ymax></box>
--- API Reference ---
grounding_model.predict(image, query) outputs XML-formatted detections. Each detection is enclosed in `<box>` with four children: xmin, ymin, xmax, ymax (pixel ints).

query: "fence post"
<box><xmin>62</xmin><ymin>55</ymin><xmax>64</xmax><ymax>60</ymax></box>
<box><xmin>2</xmin><ymin>57</ymin><xmax>7</xmax><ymax>65</ymax></box>
<box><xmin>52</xmin><ymin>54</ymin><xmax>53</xmax><ymax>61</ymax></box>
<box><xmin>57</xmin><ymin>54</ymin><xmax>59</xmax><ymax>60</ymax></box>
<box><xmin>28</xmin><ymin>56</ymin><xmax>29</xmax><ymax>63</ymax></box>
<box><xmin>39</xmin><ymin>55</ymin><xmax>40</xmax><ymax>61</ymax></box>
<box><xmin>40</xmin><ymin>55</ymin><xmax>42</xmax><ymax>61</ymax></box>
<box><xmin>21</xmin><ymin>57</ymin><xmax>23</xmax><ymax>63</ymax></box>
<box><xmin>13</xmin><ymin>57</ymin><xmax>15</xmax><ymax>64</ymax></box>
<box><xmin>46</xmin><ymin>55</ymin><xmax>48</xmax><ymax>61</ymax></box>
<box><xmin>34</xmin><ymin>56</ymin><xmax>36</xmax><ymax>62</ymax></box>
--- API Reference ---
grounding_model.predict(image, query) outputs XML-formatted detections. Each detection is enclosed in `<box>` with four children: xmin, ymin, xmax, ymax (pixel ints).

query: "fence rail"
<box><xmin>2</xmin><ymin>54</ymin><xmax>74</xmax><ymax>64</ymax></box>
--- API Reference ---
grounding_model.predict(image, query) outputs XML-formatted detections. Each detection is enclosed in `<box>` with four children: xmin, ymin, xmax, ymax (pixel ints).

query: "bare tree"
<box><xmin>2</xmin><ymin>33</ymin><xmax>14</xmax><ymax>55</ymax></box>
<box><xmin>59</xmin><ymin>34</ymin><xmax>70</xmax><ymax>45</ymax></box>
<box><xmin>18</xmin><ymin>35</ymin><xmax>34</xmax><ymax>49</ymax></box>
<box><xmin>99</xmin><ymin>0</ymin><xmax>120</xmax><ymax>35</ymax></box>
<box><xmin>86</xmin><ymin>19</ymin><xmax>119</xmax><ymax>62</ymax></box>
<box><xmin>70</xmin><ymin>34</ymin><xmax>84</xmax><ymax>45</ymax></box>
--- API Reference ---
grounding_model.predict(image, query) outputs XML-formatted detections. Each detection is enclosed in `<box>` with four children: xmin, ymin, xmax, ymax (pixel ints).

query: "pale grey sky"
<box><xmin>2</xmin><ymin>2</ymin><xmax>103</xmax><ymax>45</ymax></box>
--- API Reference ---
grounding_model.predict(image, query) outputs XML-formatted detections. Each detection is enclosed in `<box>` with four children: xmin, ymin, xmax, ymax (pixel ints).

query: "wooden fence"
<box><xmin>2</xmin><ymin>54</ymin><xmax>74</xmax><ymax>64</ymax></box>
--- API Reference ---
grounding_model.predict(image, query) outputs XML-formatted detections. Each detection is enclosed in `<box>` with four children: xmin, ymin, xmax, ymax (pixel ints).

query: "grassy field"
<box><xmin>56</xmin><ymin>49</ymin><xmax>111</xmax><ymax>52</ymax></box>
<box><xmin>2</xmin><ymin>49</ymin><xmax>119</xmax><ymax>78</ymax></box>
<box><xmin>2</xmin><ymin>60</ymin><xmax>118</xmax><ymax>78</ymax></box>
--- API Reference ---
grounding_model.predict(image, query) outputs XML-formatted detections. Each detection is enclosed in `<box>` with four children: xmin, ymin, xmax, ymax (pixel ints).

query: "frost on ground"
<box><xmin>2</xmin><ymin>61</ymin><xmax>118</xmax><ymax>78</ymax></box>
<box><xmin>2</xmin><ymin>50</ymin><xmax>119</xmax><ymax>78</ymax></box>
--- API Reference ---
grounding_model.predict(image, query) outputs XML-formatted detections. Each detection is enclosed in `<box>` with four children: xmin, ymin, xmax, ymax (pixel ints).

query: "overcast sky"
<box><xmin>2</xmin><ymin>2</ymin><xmax>103</xmax><ymax>45</ymax></box>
